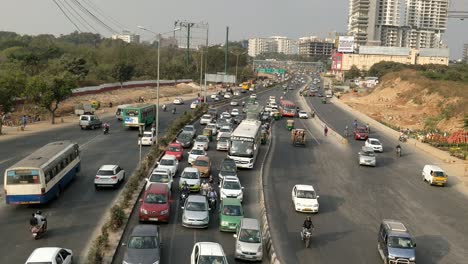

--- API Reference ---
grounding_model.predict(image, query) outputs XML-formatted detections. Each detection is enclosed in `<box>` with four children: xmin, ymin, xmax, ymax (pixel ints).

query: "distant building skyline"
<box><xmin>111</xmin><ymin>30</ymin><xmax>140</xmax><ymax>43</ymax></box>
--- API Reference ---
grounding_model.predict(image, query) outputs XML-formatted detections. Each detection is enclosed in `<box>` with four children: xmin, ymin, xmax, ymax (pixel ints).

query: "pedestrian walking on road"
<box><xmin>324</xmin><ymin>125</ymin><xmax>328</xmax><ymax>137</ymax></box>
<box><xmin>21</xmin><ymin>115</ymin><xmax>27</xmax><ymax>130</ymax></box>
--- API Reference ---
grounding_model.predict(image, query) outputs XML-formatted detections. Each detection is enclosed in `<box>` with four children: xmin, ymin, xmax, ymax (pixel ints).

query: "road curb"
<box><xmin>259</xmin><ymin>119</ymin><xmax>282</xmax><ymax>264</ymax></box>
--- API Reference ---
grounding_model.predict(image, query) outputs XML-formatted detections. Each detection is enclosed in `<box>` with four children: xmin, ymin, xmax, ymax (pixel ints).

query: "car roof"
<box><xmin>195</xmin><ymin>242</ymin><xmax>225</xmax><ymax>256</ymax></box>
<box><xmin>183</xmin><ymin>167</ymin><xmax>199</xmax><ymax>173</ymax></box>
<box><xmin>361</xmin><ymin>146</ymin><xmax>374</xmax><ymax>152</ymax></box>
<box><xmin>196</xmin><ymin>135</ymin><xmax>209</xmax><ymax>139</ymax></box>
<box><xmin>295</xmin><ymin>184</ymin><xmax>315</xmax><ymax>191</ymax></box>
<box><xmin>368</xmin><ymin>138</ymin><xmax>380</xmax><ymax>142</ymax></box>
<box><xmin>222</xmin><ymin>197</ymin><xmax>242</xmax><ymax>205</ymax></box>
<box><xmin>161</xmin><ymin>154</ymin><xmax>177</xmax><ymax>160</ymax></box>
<box><xmin>240</xmin><ymin>218</ymin><xmax>260</xmax><ymax>230</ymax></box>
<box><xmin>152</xmin><ymin>168</ymin><xmax>170</xmax><ymax>174</ymax></box>
<box><xmin>187</xmin><ymin>194</ymin><xmax>207</xmax><ymax>203</ymax></box>
<box><xmin>224</xmin><ymin>176</ymin><xmax>240</xmax><ymax>182</ymax></box>
<box><xmin>356</xmin><ymin>126</ymin><xmax>367</xmax><ymax>130</ymax></box>
<box><xmin>168</xmin><ymin>142</ymin><xmax>182</xmax><ymax>147</ymax></box>
<box><xmin>27</xmin><ymin>247</ymin><xmax>63</xmax><ymax>262</ymax></box>
<box><xmin>424</xmin><ymin>164</ymin><xmax>443</xmax><ymax>171</ymax></box>
<box><xmin>202</xmin><ymin>114</ymin><xmax>211</xmax><ymax>117</ymax></box>
<box><xmin>99</xmin><ymin>165</ymin><xmax>117</xmax><ymax>171</ymax></box>
<box><xmin>146</xmin><ymin>183</ymin><xmax>169</xmax><ymax>193</ymax></box>
<box><xmin>130</xmin><ymin>224</ymin><xmax>159</xmax><ymax>237</ymax></box>
<box><xmin>382</xmin><ymin>219</ymin><xmax>411</xmax><ymax>237</ymax></box>
<box><xmin>195</xmin><ymin>156</ymin><xmax>210</xmax><ymax>162</ymax></box>
<box><xmin>184</xmin><ymin>125</ymin><xmax>195</xmax><ymax>128</ymax></box>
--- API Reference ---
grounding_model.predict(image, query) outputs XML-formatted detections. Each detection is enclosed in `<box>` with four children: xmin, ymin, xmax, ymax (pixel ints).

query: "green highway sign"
<box><xmin>257</xmin><ymin>68</ymin><xmax>286</xmax><ymax>74</ymax></box>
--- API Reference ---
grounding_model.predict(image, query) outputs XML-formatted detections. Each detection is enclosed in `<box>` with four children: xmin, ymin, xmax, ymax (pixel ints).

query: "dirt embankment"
<box><xmin>341</xmin><ymin>69</ymin><xmax>467</xmax><ymax>133</ymax></box>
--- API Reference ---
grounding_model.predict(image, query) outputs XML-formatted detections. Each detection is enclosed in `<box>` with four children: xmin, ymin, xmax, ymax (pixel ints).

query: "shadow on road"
<box><xmin>415</xmin><ymin>234</ymin><xmax>450</xmax><ymax>264</ymax></box>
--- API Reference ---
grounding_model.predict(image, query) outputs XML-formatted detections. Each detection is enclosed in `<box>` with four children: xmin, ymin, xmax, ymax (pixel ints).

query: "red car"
<box><xmin>139</xmin><ymin>183</ymin><xmax>171</xmax><ymax>223</ymax></box>
<box><xmin>165</xmin><ymin>142</ymin><xmax>183</xmax><ymax>161</ymax></box>
<box><xmin>354</xmin><ymin>126</ymin><xmax>369</xmax><ymax>140</ymax></box>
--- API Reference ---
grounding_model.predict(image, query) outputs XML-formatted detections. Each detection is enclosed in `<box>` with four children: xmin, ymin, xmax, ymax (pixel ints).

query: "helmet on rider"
<box><xmin>36</xmin><ymin>210</ymin><xmax>42</xmax><ymax>215</ymax></box>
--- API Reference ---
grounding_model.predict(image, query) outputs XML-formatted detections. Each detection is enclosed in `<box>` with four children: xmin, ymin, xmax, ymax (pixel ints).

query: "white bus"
<box><xmin>4</xmin><ymin>141</ymin><xmax>80</xmax><ymax>204</ymax></box>
<box><xmin>228</xmin><ymin>120</ymin><xmax>262</xmax><ymax>169</ymax></box>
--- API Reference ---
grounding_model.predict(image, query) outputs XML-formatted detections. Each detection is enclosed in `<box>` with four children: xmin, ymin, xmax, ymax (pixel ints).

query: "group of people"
<box><xmin>180</xmin><ymin>178</ymin><xmax>218</xmax><ymax>209</ymax></box>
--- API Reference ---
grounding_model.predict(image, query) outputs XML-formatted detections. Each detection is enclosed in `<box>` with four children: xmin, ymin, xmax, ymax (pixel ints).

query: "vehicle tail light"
<box><xmin>41</xmin><ymin>188</ymin><xmax>45</xmax><ymax>194</ymax></box>
<box><xmin>111</xmin><ymin>176</ymin><xmax>117</xmax><ymax>179</ymax></box>
<box><xmin>95</xmin><ymin>176</ymin><xmax>100</xmax><ymax>179</ymax></box>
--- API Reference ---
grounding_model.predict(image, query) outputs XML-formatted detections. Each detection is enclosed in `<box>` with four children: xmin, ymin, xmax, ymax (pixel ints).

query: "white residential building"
<box><xmin>463</xmin><ymin>44</ymin><xmax>468</xmax><ymax>63</ymax></box>
<box><xmin>112</xmin><ymin>31</ymin><xmax>140</xmax><ymax>43</ymax></box>
<box><xmin>347</xmin><ymin>0</ymin><xmax>379</xmax><ymax>46</ymax></box>
<box><xmin>248</xmin><ymin>36</ymin><xmax>296</xmax><ymax>57</ymax></box>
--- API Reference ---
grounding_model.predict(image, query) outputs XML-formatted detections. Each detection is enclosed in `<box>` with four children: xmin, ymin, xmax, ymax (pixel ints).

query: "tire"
<box><xmin>305</xmin><ymin>237</ymin><xmax>310</xmax><ymax>248</ymax></box>
<box><xmin>94</xmin><ymin>184</ymin><xmax>99</xmax><ymax>190</ymax></box>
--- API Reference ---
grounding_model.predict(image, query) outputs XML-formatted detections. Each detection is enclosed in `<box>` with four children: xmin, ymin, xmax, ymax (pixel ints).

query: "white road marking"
<box><xmin>0</xmin><ymin>157</ymin><xmax>15</xmax><ymax>166</ymax></box>
<box><xmin>79</xmin><ymin>134</ymin><xmax>103</xmax><ymax>150</ymax></box>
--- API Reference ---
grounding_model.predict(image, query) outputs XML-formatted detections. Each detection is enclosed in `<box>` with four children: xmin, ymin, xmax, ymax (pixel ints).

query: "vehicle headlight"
<box><xmin>152</xmin><ymin>261</ymin><xmax>160</xmax><ymax>264</ymax></box>
<box><xmin>203</xmin><ymin>216</ymin><xmax>209</xmax><ymax>222</ymax></box>
<box><xmin>161</xmin><ymin>209</ymin><xmax>169</xmax><ymax>215</ymax></box>
<box><xmin>182</xmin><ymin>214</ymin><xmax>187</xmax><ymax>221</ymax></box>
<box><xmin>221</xmin><ymin>221</ymin><xmax>229</xmax><ymax>226</ymax></box>
<box><xmin>221</xmin><ymin>191</ymin><xmax>227</xmax><ymax>196</ymax></box>
<box><xmin>236</xmin><ymin>242</ymin><xmax>242</xmax><ymax>251</ymax></box>
<box><xmin>313</xmin><ymin>204</ymin><xmax>319</xmax><ymax>208</ymax></box>
<box><xmin>141</xmin><ymin>208</ymin><xmax>148</xmax><ymax>214</ymax></box>
<box><xmin>123</xmin><ymin>261</ymin><xmax>130</xmax><ymax>264</ymax></box>
<box><xmin>388</xmin><ymin>255</ymin><xmax>396</xmax><ymax>260</ymax></box>
<box><xmin>258</xmin><ymin>245</ymin><xmax>263</xmax><ymax>253</ymax></box>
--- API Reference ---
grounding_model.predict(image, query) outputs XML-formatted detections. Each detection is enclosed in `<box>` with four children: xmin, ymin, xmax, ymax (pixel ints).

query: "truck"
<box><xmin>74</xmin><ymin>103</ymin><xmax>95</xmax><ymax>116</ymax></box>
<box><xmin>325</xmin><ymin>89</ymin><xmax>333</xmax><ymax>98</ymax></box>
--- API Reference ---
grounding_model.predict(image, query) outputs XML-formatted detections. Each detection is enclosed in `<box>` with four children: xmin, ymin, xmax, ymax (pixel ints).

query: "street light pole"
<box><xmin>230</xmin><ymin>51</ymin><xmax>246</xmax><ymax>85</ymax></box>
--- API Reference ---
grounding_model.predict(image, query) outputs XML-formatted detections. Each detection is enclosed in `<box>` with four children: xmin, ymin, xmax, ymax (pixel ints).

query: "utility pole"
<box><xmin>186</xmin><ymin>23</ymin><xmax>192</xmax><ymax>66</ymax></box>
<box><xmin>225</xmin><ymin>26</ymin><xmax>229</xmax><ymax>74</ymax></box>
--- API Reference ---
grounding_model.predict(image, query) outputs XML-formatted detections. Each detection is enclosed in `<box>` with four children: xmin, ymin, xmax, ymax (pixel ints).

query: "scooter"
<box><xmin>103</xmin><ymin>127</ymin><xmax>109</xmax><ymax>135</ymax></box>
<box><xmin>180</xmin><ymin>192</ymin><xmax>189</xmax><ymax>205</ymax></box>
<box><xmin>301</xmin><ymin>228</ymin><xmax>312</xmax><ymax>248</ymax></box>
<box><xmin>399</xmin><ymin>135</ymin><xmax>407</xmax><ymax>142</ymax></box>
<box><xmin>396</xmin><ymin>147</ymin><xmax>402</xmax><ymax>157</ymax></box>
<box><xmin>30</xmin><ymin>220</ymin><xmax>47</xmax><ymax>240</ymax></box>
<box><xmin>208</xmin><ymin>196</ymin><xmax>216</xmax><ymax>211</ymax></box>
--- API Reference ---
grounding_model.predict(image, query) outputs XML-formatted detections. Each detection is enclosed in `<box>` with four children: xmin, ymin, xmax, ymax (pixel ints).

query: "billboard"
<box><xmin>338</xmin><ymin>36</ymin><xmax>354</xmax><ymax>53</ymax></box>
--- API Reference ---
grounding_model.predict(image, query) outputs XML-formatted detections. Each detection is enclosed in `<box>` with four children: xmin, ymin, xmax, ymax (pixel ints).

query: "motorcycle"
<box><xmin>399</xmin><ymin>135</ymin><xmax>407</xmax><ymax>142</ymax></box>
<box><xmin>396</xmin><ymin>147</ymin><xmax>402</xmax><ymax>157</ymax></box>
<box><xmin>208</xmin><ymin>196</ymin><xmax>216</xmax><ymax>211</ymax></box>
<box><xmin>103</xmin><ymin>127</ymin><xmax>109</xmax><ymax>135</ymax></box>
<box><xmin>172</xmin><ymin>108</ymin><xmax>176</xmax><ymax>114</ymax></box>
<box><xmin>301</xmin><ymin>228</ymin><xmax>312</xmax><ymax>248</ymax></box>
<box><xmin>30</xmin><ymin>220</ymin><xmax>47</xmax><ymax>240</ymax></box>
<box><xmin>162</xmin><ymin>105</ymin><xmax>167</xmax><ymax>112</ymax></box>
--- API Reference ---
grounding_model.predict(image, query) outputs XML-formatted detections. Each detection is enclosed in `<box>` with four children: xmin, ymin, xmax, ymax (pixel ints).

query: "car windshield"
<box><xmin>357</xmin><ymin>129</ymin><xmax>367</xmax><ymax>133</ymax></box>
<box><xmin>202</xmin><ymin>115</ymin><xmax>211</xmax><ymax>119</ymax></box>
<box><xmin>219</xmin><ymin>137</ymin><xmax>229</xmax><ymax>143</ymax></box>
<box><xmin>387</xmin><ymin>236</ymin><xmax>415</xmax><ymax>249</ymax></box>
<box><xmin>220</xmin><ymin>128</ymin><xmax>230</xmax><ymax>133</ymax></box>
<box><xmin>97</xmin><ymin>170</ymin><xmax>115</xmax><ymax>176</ymax></box>
<box><xmin>145</xmin><ymin>193</ymin><xmax>167</xmax><ymax>204</ymax></box>
<box><xmin>194</xmin><ymin>160</ymin><xmax>209</xmax><ymax>167</ymax></box>
<box><xmin>191</xmin><ymin>149</ymin><xmax>205</xmax><ymax>155</ymax></box>
<box><xmin>222</xmin><ymin>205</ymin><xmax>242</xmax><ymax>216</ymax></box>
<box><xmin>150</xmin><ymin>173</ymin><xmax>169</xmax><ymax>183</ymax></box>
<box><xmin>370</xmin><ymin>140</ymin><xmax>381</xmax><ymax>145</ymax></box>
<box><xmin>239</xmin><ymin>229</ymin><xmax>261</xmax><ymax>243</ymax></box>
<box><xmin>198</xmin><ymin>256</ymin><xmax>227</xmax><ymax>264</ymax></box>
<box><xmin>80</xmin><ymin>116</ymin><xmax>89</xmax><ymax>120</ymax></box>
<box><xmin>160</xmin><ymin>159</ymin><xmax>174</xmax><ymax>166</ymax></box>
<box><xmin>127</xmin><ymin>236</ymin><xmax>158</xmax><ymax>249</ymax></box>
<box><xmin>223</xmin><ymin>181</ymin><xmax>241</xmax><ymax>190</ymax></box>
<box><xmin>186</xmin><ymin>201</ymin><xmax>207</xmax><ymax>211</ymax></box>
<box><xmin>168</xmin><ymin>146</ymin><xmax>181</xmax><ymax>152</ymax></box>
<box><xmin>182</xmin><ymin>171</ymin><xmax>199</xmax><ymax>179</ymax></box>
<box><xmin>221</xmin><ymin>162</ymin><xmax>237</xmax><ymax>173</ymax></box>
<box><xmin>184</xmin><ymin>126</ymin><xmax>194</xmax><ymax>132</ymax></box>
<box><xmin>196</xmin><ymin>137</ymin><xmax>209</xmax><ymax>142</ymax></box>
<box><xmin>178</xmin><ymin>133</ymin><xmax>192</xmax><ymax>140</ymax></box>
<box><xmin>229</xmin><ymin>140</ymin><xmax>254</xmax><ymax>158</ymax></box>
<box><xmin>207</xmin><ymin>124</ymin><xmax>216</xmax><ymax>129</ymax></box>
<box><xmin>361</xmin><ymin>151</ymin><xmax>375</xmax><ymax>157</ymax></box>
<box><xmin>433</xmin><ymin>171</ymin><xmax>445</xmax><ymax>177</ymax></box>
<box><xmin>297</xmin><ymin>190</ymin><xmax>316</xmax><ymax>199</ymax></box>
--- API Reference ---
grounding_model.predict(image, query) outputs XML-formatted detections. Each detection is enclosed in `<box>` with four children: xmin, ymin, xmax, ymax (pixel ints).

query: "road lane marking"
<box><xmin>79</xmin><ymin>134</ymin><xmax>103</xmax><ymax>150</ymax></box>
<box><xmin>0</xmin><ymin>157</ymin><xmax>15</xmax><ymax>166</ymax></box>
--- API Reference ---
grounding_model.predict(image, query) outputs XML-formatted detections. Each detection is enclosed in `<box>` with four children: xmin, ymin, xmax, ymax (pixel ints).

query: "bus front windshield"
<box><xmin>125</xmin><ymin>109</ymin><xmax>139</xmax><ymax>116</ymax></box>
<box><xmin>229</xmin><ymin>140</ymin><xmax>254</xmax><ymax>158</ymax></box>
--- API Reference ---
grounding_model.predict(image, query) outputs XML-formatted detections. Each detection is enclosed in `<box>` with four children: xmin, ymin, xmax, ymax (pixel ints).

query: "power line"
<box><xmin>81</xmin><ymin>0</ymin><xmax>128</xmax><ymax>31</ymax></box>
<box><xmin>67</xmin><ymin>0</ymin><xmax>117</xmax><ymax>34</ymax></box>
<box><xmin>61</xmin><ymin>0</ymin><xmax>96</xmax><ymax>33</ymax></box>
<box><xmin>52</xmin><ymin>0</ymin><xmax>82</xmax><ymax>32</ymax></box>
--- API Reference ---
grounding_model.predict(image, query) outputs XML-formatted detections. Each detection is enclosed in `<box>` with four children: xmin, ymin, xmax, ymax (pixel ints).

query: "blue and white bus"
<box><xmin>4</xmin><ymin>141</ymin><xmax>80</xmax><ymax>204</ymax></box>
<box><xmin>228</xmin><ymin>119</ymin><xmax>262</xmax><ymax>169</ymax></box>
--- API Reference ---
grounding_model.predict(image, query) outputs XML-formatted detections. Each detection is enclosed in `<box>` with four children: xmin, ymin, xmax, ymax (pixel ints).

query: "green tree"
<box><xmin>345</xmin><ymin>65</ymin><xmax>361</xmax><ymax>80</ymax></box>
<box><xmin>112</xmin><ymin>62</ymin><xmax>135</xmax><ymax>88</ymax></box>
<box><xmin>0</xmin><ymin>69</ymin><xmax>26</xmax><ymax>134</ymax></box>
<box><xmin>25</xmin><ymin>72</ymin><xmax>77</xmax><ymax>124</ymax></box>
<box><xmin>60</xmin><ymin>56</ymin><xmax>89</xmax><ymax>80</ymax></box>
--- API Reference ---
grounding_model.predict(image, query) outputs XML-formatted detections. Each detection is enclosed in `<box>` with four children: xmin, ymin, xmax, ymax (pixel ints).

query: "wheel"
<box><xmin>305</xmin><ymin>238</ymin><xmax>310</xmax><ymax>248</ymax></box>
<box><xmin>94</xmin><ymin>184</ymin><xmax>99</xmax><ymax>190</ymax></box>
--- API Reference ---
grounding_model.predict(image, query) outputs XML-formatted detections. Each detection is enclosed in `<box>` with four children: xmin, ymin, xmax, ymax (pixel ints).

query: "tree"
<box><xmin>0</xmin><ymin>69</ymin><xmax>26</xmax><ymax>134</ymax></box>
<box><xmin>111</xmin><ymin>62</ymin><xmax>135</xmax><ymax>88</ymax></box>
<box><xmin>345</xmin><ymin>65</ymin><xmax>361</xmax><ymax>80</ymax></box>
<box><xmin>60</xmin><ymin>56</ymin><xmax>89</xmax><ymax>80</ymax></box>
<box><xmin>25</xmin><ymin>72</ymin><xmax>76</xmax><ymax>124</ymax></box>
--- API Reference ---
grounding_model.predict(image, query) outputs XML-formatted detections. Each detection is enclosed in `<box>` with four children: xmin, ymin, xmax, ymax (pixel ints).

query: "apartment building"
<box><xmin>463</xmin><ymin>44</ymin><xmax>468</xmax><ymax>63</ymax></box>
<box><xmin>248</xmin><ymin>36</ymin><xmax>296</xmax><ymax>57</ymax></box>
<box><xmin>298</xmin><ymin>37</ymin><xmax>335</xmax><ymax>56</ymax></box>
<box><xmin>347</xmin><ymin>0</ymin><xmax>379</xmax><ymax>46</ymax></box>
<box><xmin>112</xmin><ymin>31</ymin><xmax>140</xmax><ymax>44</ymax></box>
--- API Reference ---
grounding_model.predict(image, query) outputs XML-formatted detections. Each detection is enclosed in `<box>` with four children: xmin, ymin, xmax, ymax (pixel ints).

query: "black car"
<box><xmin>208</xmin><ymin>108</ymin><xmax>218</xmax><ymax>119</ymax></box>
<box><xmin>218</xmin><ymin>158</ymin><xmax>238</xmax><ymax>180</ymax></box>
<box><xmin>176</xmin><ymin>132</ymin><xmax>193</xmax><ymax>148</ymax></box>
<box><xmin>233</xmin><ymin>114</ymin><xmax>245</xmax><ymax>124</ymax></box>
<box><xmin>123</xmin><ymin>225</ymin><xmax>161</xmax><ymax>264</ymax></box>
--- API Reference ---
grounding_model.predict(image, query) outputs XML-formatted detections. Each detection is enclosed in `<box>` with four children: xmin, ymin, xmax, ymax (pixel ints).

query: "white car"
<box><xmin>138</xmin><ymin>130</ymin><xmax>156</xmax><ymax>146</ymax></box>
<box><xmin>219</xmin><ymin>176</ymin><xmax>244</xmax><ymax>202</ymax></box>
<box><xmin>210</xmin><ymin>93</ymin><xmax>218</xmax><ymax>99</ymax></box>
<box><xmin>188</xmin><ymin>147</ymin><xmax>207</xmax><ymax>164</ymax></box>
<box><xmin>200</xmin><ymin>114</ymin><xmax>213</xmax><ymax>125</ymax></box>
<box><xmin>194</xmin><ymin>135</ymin><xmax>210</xmax><ymax>150</ymax></box>
<box><xmin>206</xmin><ymin>123</ymin><xmax>218</xmax><ymax>135</ymax></box>
<box><xmin>173</xmin><ymin>97</ymin><xmax>184</xmax><ymax>105</ymax></box>
<box><xmin>180</xmin><ymin>167</ymin><xmax>201</xmax><ymax>191</ymax></box>
<box><xmin>147</xmin><ymin>168</ymin><xmax>173</xmax><ymax>191</ymax></box>
<box><xmin>250</xmin><ymin>94</ymin><xmax>257</xmax><ymax>99</ymax></box>
<box><xmin>220</xmin><ymin>112</ymin><xmax>231</xmax><ymax>119</ymax></box>
<box><xmin>298</xmin><ymin>111</ymin><xmax>309</xmax><ymax>119</ymax></box>
<box><xmin>26</xmin><ymin>247</ymin><xmax>73</xmax><ymax>264</ymax></box>
<box><xmin>217</xmin><ymin>126</ymin><xmax>233</xmax><ymax>140</ymax></box>
<box><xmin>190</xmin><ymin>101</ymin><xmax>199</xmax><ymax>109</ymax></box>
<box><xmin>157</xmin><ymin>154</ymin><xmax>179</xmax><ymax>177</ymax></box>
<box><xmin>231</xmin><ymin>108</ymin><xmax>240</xmax><ymax>116</ymax></box>
<box><xmin>291</xmin><ymin>184</ymin><xmax>319</xmax><ymax>213</ymax></box>
<box><xmin>230</xmin><ymin>100</ymin><xmax>239</xmax><ymax>106</ymax></box>
<box><xmin>359</xmin><ymin>146</ymin><xmax>376</xmax><ymax>167</ymax></box>
<box><xmin>94</xmin><ymin>165</ymin><xmax>126</xmax><ymax>189</ymax></box>
<box><xmin>191</xmin><ymin>242</ymin><xmax>228</xmax><ymax>264</ymax></box>
<box><xmin>365</xmin><ymin>138</ymin><xmax>383</xmax><ymax>152</ymax></box>
<box><xmin>224</xmin><ymin>93</ymin><xmax>232</xmax><ymax>99</ymax></box>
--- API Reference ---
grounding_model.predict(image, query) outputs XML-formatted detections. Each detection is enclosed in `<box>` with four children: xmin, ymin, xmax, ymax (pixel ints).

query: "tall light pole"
<box><xmin>138</xmin><ymin>26</ymin><xmax>180</xmax><ymax>145</ymax></box>
<box><xmin>230</xmin><ymin>51</ymin><xmax>246</xmax><ymax>85</ymax></box>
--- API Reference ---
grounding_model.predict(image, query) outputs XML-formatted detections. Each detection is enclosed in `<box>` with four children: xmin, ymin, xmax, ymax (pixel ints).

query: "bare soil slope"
<box><xmin>341</xmin><ymin>69</ymin><xmax>467</xmax><ymax>133</ymax></box>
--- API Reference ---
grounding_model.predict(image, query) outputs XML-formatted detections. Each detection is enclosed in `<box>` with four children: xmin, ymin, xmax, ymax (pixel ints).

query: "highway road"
<box><xmin>0</xmin><ymin>102</ymin><xmax>193</xmax><ymax>263</ymax></box>
<box><xmin>264</xmin><ymin>75</ymin><xmax>468</xmax><ymax>263</ymax></box>
<box><xmin>111</xmin><ymin>85</ymin><xmax>289</xmax><ymax>264</ymax></box>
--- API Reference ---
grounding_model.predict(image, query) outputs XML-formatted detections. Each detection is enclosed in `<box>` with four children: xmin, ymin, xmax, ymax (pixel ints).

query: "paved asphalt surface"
<box><xmin>112</xmin><ymin>86</ymin><xmax>288</xmax><ymax>264</ymax></box>
<box><xmin>0</xmin><ymin>100</ymin><xmax>193</xmax><ymax>262</ymax></box>
<box><xmin>264</xmin><ymin>76</ymin><xmax>468</xmax><ymax>264</ymax></box>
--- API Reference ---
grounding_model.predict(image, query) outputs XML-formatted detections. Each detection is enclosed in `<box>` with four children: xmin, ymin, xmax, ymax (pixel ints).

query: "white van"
<box><xmin>234</xmin><ymin>218</ymin><xmax>263</xmax><ymax>261</ymax></box>
<box><xmin>422</xmin><ymin>165</ymin><xmax>447</xmax><ymax>186</ymax></box>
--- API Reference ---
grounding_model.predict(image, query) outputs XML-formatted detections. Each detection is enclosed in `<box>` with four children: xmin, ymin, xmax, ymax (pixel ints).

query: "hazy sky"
<box><xmin>0</xmin><ymin>0</ymin><xmax>467</xmax><ymax>59</ymax></box>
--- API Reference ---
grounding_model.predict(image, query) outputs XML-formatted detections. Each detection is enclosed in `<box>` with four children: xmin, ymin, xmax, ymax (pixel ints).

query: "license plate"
<box><xmin>149</xmin><ymin>218</ymin><xmax>158</xmax><ymax>221</ymax></box>
<box><xmin>303</xmin><ymin>208</ymin><xmax>312</xmax><ymax>211</ymax></box>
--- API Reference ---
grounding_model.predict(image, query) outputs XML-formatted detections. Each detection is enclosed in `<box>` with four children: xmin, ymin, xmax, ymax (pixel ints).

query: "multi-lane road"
<box><xmin>264</xmin><ymin>76</ymin><xmax>468</xmax><ymax>263</ymax></box>
<box><xmin>0</xmin><ymin>102</ymin><xmax>193</xmax><ymax>263</ymax></box>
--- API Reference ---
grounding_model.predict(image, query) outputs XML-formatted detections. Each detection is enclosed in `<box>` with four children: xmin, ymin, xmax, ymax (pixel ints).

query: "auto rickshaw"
<box><xmin>90</xmin><ymin>100</ymin><xmax>100</xmax><ymax>109</ymax></box>
<box><xmin>321</xmin><ymin>98</ymin><xmax>327</xmax><ymax>104</ymax></box>
<box><xmin>272</xmin><ymin>111</ymin><xmax>281</xmax><ymax>120</ymax></box>
<box><xmin>261</xmin><ymin>130</ymin><xmax>268</xmax><ymax>144</ymax></box>
<box><xmin>286</xmin><ymin>119</ymin><xmax>295</xmax><ymax>131</ymax></box>
<box><xmin>291</xmin><ymin>129</ymin><xmax>306</xmax><ymax>146</ymax></box>
<box><xmin>202</xmin><ymin>127</ymin><xmax>213</xmax><ymax>141</ymax></box>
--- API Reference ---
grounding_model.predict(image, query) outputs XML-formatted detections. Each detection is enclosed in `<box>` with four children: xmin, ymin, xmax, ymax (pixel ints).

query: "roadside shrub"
<box><xmin>110</xmin><ymin>205</ymin><xmax>126</xmax><ymax>230</ymax></box>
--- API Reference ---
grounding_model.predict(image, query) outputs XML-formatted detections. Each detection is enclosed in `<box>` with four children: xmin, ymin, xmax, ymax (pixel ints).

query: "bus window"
<box><xmin>6</xmin><ymin>170</ymin><xmax>40</xmax><ymax>184</ymax></box>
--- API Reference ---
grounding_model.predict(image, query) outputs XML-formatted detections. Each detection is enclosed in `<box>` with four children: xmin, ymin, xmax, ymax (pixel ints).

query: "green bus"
<box><xmin>122</xmin><ymin>104</ymin><xmax>156</xmax><ymax>128</ymax></box>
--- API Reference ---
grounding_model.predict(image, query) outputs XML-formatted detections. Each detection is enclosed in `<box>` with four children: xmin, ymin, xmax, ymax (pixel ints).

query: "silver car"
<box><xmin>217</xmin><ymin>134</ymin><xmax>231</xmax><ymax>151</ymax></box>
<box><xmin>182</xmin><ymin>195</ymin><xmax>210</xmax><ymax>228</ymax></box>
<box><xmin>359</xmin><ymin>146</ymin><xmax>376</xmax><ymax>167</ymax></box>
<box><xmin>194</xmin><ymin>135</ymin><xmax>210</xmax><ymax>150</ymax></box>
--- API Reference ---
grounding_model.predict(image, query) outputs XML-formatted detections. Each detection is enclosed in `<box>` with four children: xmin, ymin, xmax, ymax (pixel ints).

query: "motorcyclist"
<box><xmin>162</xmin><ymin>104</ymin><xmax>166</xmax><ymax>111</ymax></box>
<box><xmin>103</xmin><ymin>122</ymin><xmax>110</xmax><ymax>133</ymax></box>
<box><xmin>353</xmin><ymin>119</ymin><xmax>358</xmax><ymax>128</ymax></box>
<box><xmin>302</xmin><ymin>216</ymin><xmax>314</xmax><ymax>238</ymax></box>
<box><xmin>181</xmin><ymin>181</ymin><xmax>190</xmax><ymax>195</ymax></box>
<box><xmin>172</xmin><ymin>107</ymin><xmax>176</xmax><ymax>114</ymax></box>
<box><xmin>396</xmin><ymin>144</ymin><xmax>402</xmax><ymax>156</ymax></box>
<box><xmin>344</xmin><ymin>125</ymin><xmax>349</xmax><ymax>137</ymax></box>
<box><xmin>324</xmin><ymin>125</ymin><xmax>328</xmax><ymax>136</ymax></box>
<box><xmin>207</xmin><ymin>188</ymin><xmax>218</xmax><ymax>209</ymax></box>
<box><xmin>366</xmin><ymin>123</ymin><xmax>370</xmax><ymax>132</ymax></box>
<box><xmin>30</xmin><ymin>211</ymin><xmax>47</xmax><ymax>232</ymax></box>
